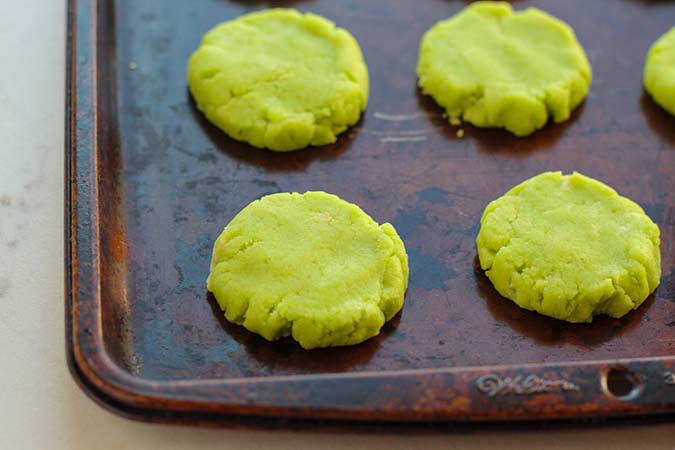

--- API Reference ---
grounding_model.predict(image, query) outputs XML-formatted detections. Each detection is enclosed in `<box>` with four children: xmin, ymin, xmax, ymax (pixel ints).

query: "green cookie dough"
<box><xmin>417</xmin><ymin>2</ymin><xmax>592</xmax><ymax>136</ymax></box>
<box><xmin>645</xmin><ymin>26</ymin><xmax>675</xmax><ymax>117</ymax></box>
<box><xmin>187</xmin><ymin>9</ymin><xmax>369</xmax><ymax>152</ymax></box>
<box><xmin>207</xmin><ymin>191</ymin><xmax>409</xmax><ymax>349</ymax></box>
<box><xmin>476</xmin><ymin>172</ymin><xmax>661</xmax><ymax>323</ymax></box>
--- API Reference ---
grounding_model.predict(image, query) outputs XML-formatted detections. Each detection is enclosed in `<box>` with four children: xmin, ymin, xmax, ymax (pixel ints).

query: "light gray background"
<box><xmin>0</xmin><ymin>0</ymin><xmax>673</xmax><ymax>448</ymax></box>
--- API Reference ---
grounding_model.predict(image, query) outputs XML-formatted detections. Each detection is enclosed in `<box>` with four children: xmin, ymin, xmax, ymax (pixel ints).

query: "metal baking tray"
<box><xmin>66</xmin><ymin>0</ymin><xmax>675</xmax><ymax>427</ymax></box>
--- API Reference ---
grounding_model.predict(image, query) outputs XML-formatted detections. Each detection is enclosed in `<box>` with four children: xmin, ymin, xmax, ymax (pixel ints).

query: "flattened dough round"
<box><xmin>187</xmin><ymin>8</ymin><xmax>369</xmax><ymax>152</ymax></box>
<box><xmin>207</xmin><ymin>191</ymin><xmax>409</xmax><ymax>349</ymax></box>
<box><xmin>417</xmin><ymin>1</ymin><xmax>592</xmax><ymax>136</ymax></box>
<box><xmin>645</xmin><ymin>26</ymin><xmax>675</xmax><ymax>117</ymax></box>
<box><xmin>476</xmin><ymin>172</ymin><xmax>661</xmax><ymax>323</ymax></box>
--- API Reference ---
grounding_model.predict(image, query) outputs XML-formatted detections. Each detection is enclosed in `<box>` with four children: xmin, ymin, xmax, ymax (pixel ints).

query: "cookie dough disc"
<box><xmin>188</xmin><ymin>8</ymin><xmax>369</xmax><ymax>151</ymax></box>
<box><xmin>207</xmin><ymin>192</ymin><xmax>409</xmax><ymax>349</ymax></box>
<box><xmin>417</xmin><ymin>2</ymin><xmax>592</xmax><ymax>136</ymax></box>
<box><xmin>645</xmin><ymin>26</ymin><xmax>675</xmax><ymax>116</ymax></box>
<box><xmin>476</xmin><ymin>172</ymin><xmax>661</xmax><ymax>323</ymax></box>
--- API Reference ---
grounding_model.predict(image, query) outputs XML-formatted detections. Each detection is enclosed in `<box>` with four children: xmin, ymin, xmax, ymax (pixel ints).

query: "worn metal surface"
<box><xmin>66</xmin><ymin>0</ymin><xmax>675</xmax><ymax>426</ymax></box>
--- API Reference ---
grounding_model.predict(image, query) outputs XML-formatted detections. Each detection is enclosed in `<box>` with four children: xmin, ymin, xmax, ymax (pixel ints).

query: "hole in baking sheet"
<box><xmin>603</xmin><ymin>368</ymin><xmax>641</xmax><ymax>401</ymax></box>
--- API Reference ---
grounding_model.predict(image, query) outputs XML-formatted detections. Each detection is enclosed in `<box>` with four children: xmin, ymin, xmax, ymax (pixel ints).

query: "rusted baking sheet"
<box><xmin>66</xmin><ymin>0</ymin><xmax>674</xmax><ymax>428</ymax></box>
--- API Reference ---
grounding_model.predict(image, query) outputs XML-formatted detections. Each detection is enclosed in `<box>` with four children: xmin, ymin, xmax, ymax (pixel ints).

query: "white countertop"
<box><xmin>0</xmin><ymin>0</ymin><xmax>673</xmax><ymax>448</ymax></box>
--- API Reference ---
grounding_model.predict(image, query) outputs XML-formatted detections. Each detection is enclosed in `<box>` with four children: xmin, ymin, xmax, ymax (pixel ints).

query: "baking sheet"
<box><xmin>66</xmin><ymin>0</ymin><xmax>675</xmax><ymax>426</ymax></box>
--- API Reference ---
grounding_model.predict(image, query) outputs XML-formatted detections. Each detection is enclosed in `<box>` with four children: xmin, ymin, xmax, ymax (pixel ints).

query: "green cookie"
<box><xmin>207</xmin><ymin>192</ymin><xmax>409</xmax><ymax>349</ymax></box>
<box><xmin>417</xmin><ymin>2</ymin><xmax>592</xmax><ymax>136</ymax></box>
<box><xmin>476</xmin><ymin>172</ymin><xmax>661</xmax><ymax>323</ymax></box>
<box><xmin>187</xmin><ymin>9</ymin><xmax>369</xmax><ymax>152</ymax></box>
<box><xmin>645</xmin><ymin>26</ymin><xmax>675</xmax><ymax>117</ymax></box>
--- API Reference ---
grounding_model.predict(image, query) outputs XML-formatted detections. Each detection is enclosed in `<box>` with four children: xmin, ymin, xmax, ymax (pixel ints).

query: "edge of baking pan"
<box><xmin>65</xmin><ymin>0</ymin><xmax>675</xmax><ymax>427</ymax></box>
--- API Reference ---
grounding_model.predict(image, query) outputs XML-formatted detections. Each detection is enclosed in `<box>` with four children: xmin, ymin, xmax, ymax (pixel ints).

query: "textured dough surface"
<box><xmin>645</xmin><ymin>26</ymin><xmax>675</xmax><ymax>117</ymax></box>
<box><xmin>207</xmin><ymin>192</ymin><xmax>409</xmax><ymax>349</ymax></box>
<box><xmin>476</xmin><ymin>172</ymin><xmax>661</xmax><ymax>323</ymax></box>
<box><xmin>187</xmin><ymin>8</ymin><xmax>369</xmax><ymax>151</ymax></box>
<box><xmin>417</xmin><ymin>1</ymin><xmax>592</xmax><ymax>136</ymax></box>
